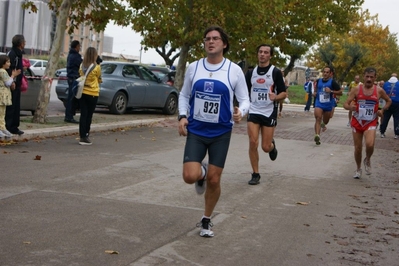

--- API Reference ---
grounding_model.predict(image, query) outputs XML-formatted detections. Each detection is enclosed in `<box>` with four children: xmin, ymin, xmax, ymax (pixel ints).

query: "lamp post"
<box><xmin>139</xmin><ymin>46</ymin><xmax>142</xmax><ymax>64</ymax></box>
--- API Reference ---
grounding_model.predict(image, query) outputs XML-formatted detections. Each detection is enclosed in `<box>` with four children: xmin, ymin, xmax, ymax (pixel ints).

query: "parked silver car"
<box><xmin>56</xmin><ymin>62</ymin><xmax>179</xmax><ymax>115</ymax></box>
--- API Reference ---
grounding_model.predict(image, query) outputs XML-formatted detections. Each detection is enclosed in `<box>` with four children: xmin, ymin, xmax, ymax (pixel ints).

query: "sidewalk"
<box><xmin>9</xmin><ymin>110</ymin><xmax>175</xmax><ymax>141</ymax></box>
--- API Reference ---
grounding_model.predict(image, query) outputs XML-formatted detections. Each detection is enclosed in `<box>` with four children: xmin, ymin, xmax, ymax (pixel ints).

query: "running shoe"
<box><xmin>395</xmin><ymin>135</ymin><xmax>398</xmax><ymax>139</ymax></box>
<box><xmin>353</xmin><ymin>169</ymin><xmax>362</xmax><ymax>179</ymax></box>
<box><xmin>195</xmin><ymin>162</ymin><xmax>207</xmax><ymax>195</ymax></box>
<box><xmin>314</xmin><ymin>134</ymin><xmax>321</xmax><ymax>145</ymax></box>
<box><xmin>197</xmin><ymin>217</ymin><xmax>214</xmax><ymax>237</ymax></box>
<box><xmin>347</xmin><ymin>121</ymin><xmax>350</xmax><ymax>127</ymax></box>
<box><xmin>248</xmin><ymin>173</ymin><xmax>261</xmax><ymax>185</ymax></box>
<box><xmin>0</xmin><ymin>130</ymin><xmax>5</xmax><ymax>139</ymax></box>
<box><xmin>380</xmin><ymin>133</ymin><xmax>385</xmax><ymax>138</ymax></box>
<box><xmin>363</xmin><ymin>158</ymin><xmax>371</xmax><ymax>175</ymax></box>
<box><xmin>269</xmin><ymin>139</ymin><xmax>278</xmax><ymax>161</ymax></box>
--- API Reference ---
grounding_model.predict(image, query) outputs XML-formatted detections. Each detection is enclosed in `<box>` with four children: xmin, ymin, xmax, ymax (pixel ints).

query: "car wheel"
<box><xmin>162</xmin><ymin>94</ymin><xmax>177</xmax><ymax>115</ymax></box>
<box><xmin>110</xmin><ymin>91</ymin><xmax>127</xmax><ymax>115</ymax></box>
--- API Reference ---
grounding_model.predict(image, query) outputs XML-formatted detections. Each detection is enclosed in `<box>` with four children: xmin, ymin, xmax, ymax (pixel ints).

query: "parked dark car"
<box><xmin>56</xmin><ymin>62</ymin><xmax>179</xmax><ymax>115</ymax></box>
<box><xmin>54</xmin><ymin>68</ymin><xmax>68</xmax><ymax>108</ymax></box>
<box><xmin>146</xmin><ymin>66</ymin><xmax>171</xmax><ymax>82</ymax></box>
<box><xmin>147</xmin><ymin>66</ymin><xmax>176</xmax><ymax>86</ymax></box>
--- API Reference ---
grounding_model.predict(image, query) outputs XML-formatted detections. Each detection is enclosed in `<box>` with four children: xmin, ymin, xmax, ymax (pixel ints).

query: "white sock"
<box><xmin>202</xmin><ymin>215</ymin><xmax>211</xmax><ymax>220</ymax></box>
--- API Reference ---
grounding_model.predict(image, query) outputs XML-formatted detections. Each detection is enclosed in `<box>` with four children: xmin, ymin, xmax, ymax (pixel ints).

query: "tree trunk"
<box><xmin>174</xmin><ymin>44</ymin><xmax>189</xmax><ymax>91</ymax></box>
<box><xmin>32</xmin><ymin>0</ymin><xmax>72</xmax><ymax>123</ymax></box>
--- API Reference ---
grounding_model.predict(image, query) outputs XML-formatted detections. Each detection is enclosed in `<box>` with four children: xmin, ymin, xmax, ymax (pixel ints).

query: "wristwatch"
<box><xmin>178</xmin><ymin>115</ymin><xmax>187</xmax><ymax>121</ymax></box>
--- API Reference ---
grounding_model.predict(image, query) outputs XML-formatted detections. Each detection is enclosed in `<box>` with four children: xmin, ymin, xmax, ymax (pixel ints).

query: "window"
<box><xmin>122</xmin><ymin>65</ymin><xmax>140</xmax><ymax>79</ymax></box>
<box><xmin>101</xmin><ymin>64</ymin><xmax>117</xmax><ymax>74</ymax></box>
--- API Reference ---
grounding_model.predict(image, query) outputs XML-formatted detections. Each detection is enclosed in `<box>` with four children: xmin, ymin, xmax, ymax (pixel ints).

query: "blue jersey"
<box><xmin>178</xmin><ymin>58</ymin><xmax>249</xmax><ymax>138</ymax></box>
<box><xmin>315</xmin><ymin>78</ymin><xmax>335</xmax><ymax>109</ymax></box>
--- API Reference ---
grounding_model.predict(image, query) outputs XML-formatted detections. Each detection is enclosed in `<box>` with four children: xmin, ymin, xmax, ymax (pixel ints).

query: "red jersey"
<box><xmin>351</xmin><ymin>85</ymin><xmax>379</xmax><ymax>130</ymax></box>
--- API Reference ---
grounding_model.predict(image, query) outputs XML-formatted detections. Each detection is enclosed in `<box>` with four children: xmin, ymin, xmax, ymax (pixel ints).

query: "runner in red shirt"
<box><xmin>344</xmin><ymin>67</ymin><xmax>391</xmax><ymax>179</ymax></box>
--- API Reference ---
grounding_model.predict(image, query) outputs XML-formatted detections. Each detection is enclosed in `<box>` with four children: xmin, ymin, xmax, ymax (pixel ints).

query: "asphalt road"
<box><xmin>1</xmin><ymin>109</ymin><xmax>398</xmax><ymax>266</ymax></box>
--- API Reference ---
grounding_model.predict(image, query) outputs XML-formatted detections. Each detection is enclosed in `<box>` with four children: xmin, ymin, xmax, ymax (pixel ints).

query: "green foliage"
<box><xmin>126</xmin><ymin>0</ymin><xmax>363</xmax><ymax>66</ymax></box>
<box><xmin>308</xmin><ymin>9</ymin><xmax>399</xmax><ymax>83</ymax></box>
<box><xmin>287</xmin><ymin>85</ymin><xmax>348</xmax><ymax>108</ymax></box>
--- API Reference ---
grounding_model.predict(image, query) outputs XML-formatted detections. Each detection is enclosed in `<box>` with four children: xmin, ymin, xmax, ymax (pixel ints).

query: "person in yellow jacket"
<box><xmin>78</xmin><ymin>47</ymin><xmax>102</xmax><ymax>145</ymax></box>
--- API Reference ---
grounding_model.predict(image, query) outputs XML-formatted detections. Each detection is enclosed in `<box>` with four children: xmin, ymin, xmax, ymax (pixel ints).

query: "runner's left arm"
<box><xmin>331</xmin><ymin>80</ymin><xmax>343</xmax><ymax>96</ymax></box>
<box><xmin>272</xmin><ymin>68</ymin><xmax>287</xmax><ymax>101</ymax></box>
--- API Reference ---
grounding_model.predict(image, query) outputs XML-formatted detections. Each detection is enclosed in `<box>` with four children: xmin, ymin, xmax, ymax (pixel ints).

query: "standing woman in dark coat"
<box><xmin>6</xmin><ymin>34</ymin><xmax>25</xmax><ymax>135</ymax></box>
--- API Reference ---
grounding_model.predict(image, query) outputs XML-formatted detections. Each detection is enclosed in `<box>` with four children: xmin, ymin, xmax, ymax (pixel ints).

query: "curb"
<box><xmin>9</xmin><ymin>118</ymin><xmax>167</xmax><ymax>141</ymax></box>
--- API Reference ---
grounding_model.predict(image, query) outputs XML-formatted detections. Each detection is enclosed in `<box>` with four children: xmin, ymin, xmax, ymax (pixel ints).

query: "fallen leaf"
<box><xmin>105</xmin><ymin>250</ymin><xmax>119</xmax><ymax>254</ymax></box>
<box><xmin>241</xmin><ymin>215</ymin><xmax>247</xmax><ymax>219</ymax></box>
<box><xmin>23</xmin><ymin>241</ymin><xmax>31</xmax><ymax>244</ymax></box>
<box><xmin>336</xmin><ymin>241</ymin><xmax>349</xmax><ymax>246</ymax></box>
<box><xmin>34</xmin><ymin>155</ymin><xmax>41</xmax><ymax>160</ymax></box>
<box><xmin>303</xmin><ymin>224</ymin><xmax>310</xmax><ymax>227</ymax></box>
<box><xmin>296</xmin><ymin>202</ymin><xmax>310</xmax><ymax>205</ymax></box>
<box><xmin>386</xmin><ymin>232</ymin><xmax>399</xmax><ymax>238</ymax></box>
<box><xmin>351</xmin><ymin>223</ymin><xmax>367</xmax><ymax>228</ymax></box>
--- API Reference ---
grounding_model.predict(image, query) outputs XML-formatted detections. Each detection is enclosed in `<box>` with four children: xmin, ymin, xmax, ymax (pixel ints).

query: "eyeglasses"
<box><xmin>203</xmin><ymin>36</ymin><xmax>222</xmax><ymax>42</ymax></box>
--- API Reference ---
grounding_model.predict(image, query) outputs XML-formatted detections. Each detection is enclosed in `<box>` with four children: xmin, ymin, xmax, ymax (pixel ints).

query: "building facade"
<box><xmin>0</xmin><ymin>0</ymin><xmax>105</xmax><ymax>57</ymax></box>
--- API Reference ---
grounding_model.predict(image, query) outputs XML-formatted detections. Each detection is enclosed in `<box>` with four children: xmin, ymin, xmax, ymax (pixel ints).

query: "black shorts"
<box><xmin>183</xmin><ymin>131</ymin><xmax>232</xmax><ymax>168</ymax></box>
<box><xmin>247</xmin><ymin>113</ymin><xmax>277</xmax><ymax>127</ymax></box>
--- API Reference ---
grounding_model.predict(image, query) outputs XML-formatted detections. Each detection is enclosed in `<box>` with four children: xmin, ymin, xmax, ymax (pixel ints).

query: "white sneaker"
<box><xmin>1</xmin><ymin>129</ymin><xmax>12</xmax><ymax>138</ymax></box>
<box><xmin>363</xmin><ymin>158</ymin><xmax>371</xmax><ymax>175</ymax></box>
<box><xmin>353</xmin><ymin>169</ymin><xmax>362</xmax><ymax>179</ymax></box>
<box><xmin>395</xmin><ymin>135</ymin><xmax>398</xmax><ymax>139</ymax></box>
<box><xmin>197</xmin><ymin>217</ymin><xmax>214</xmax><ymax>237</ymax></box>
<box><xmin>195</xmin><ymin>162</ymin><xmax>207</xmax><ymax>195</ymax></box>
<box><xmin>347</xmin><ymin>121</ymin><xmax>350</xmax><ymax>127</ymax></box>
<box><xmin>380</xmin><ymin>133</ymin><xmax>385</xmax><ymax>138</ymax></box>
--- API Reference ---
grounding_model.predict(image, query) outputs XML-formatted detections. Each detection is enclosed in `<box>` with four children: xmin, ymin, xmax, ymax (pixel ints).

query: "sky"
<box><xmin>103</xmin><ymin>0</ymin><xmax>399</xmax><ymax>66</ymax></box>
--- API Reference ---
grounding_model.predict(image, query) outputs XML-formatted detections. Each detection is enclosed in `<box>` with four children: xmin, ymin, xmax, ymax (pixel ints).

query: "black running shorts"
<box><xmin>247</xmin><ymin>113</ymin><xmax>277</xmax><ymax>127</ymax></box>
<box><xmin>183</xmin><ymin>131</ymin><xmax>232</xmax><ymax>168</ymax></box>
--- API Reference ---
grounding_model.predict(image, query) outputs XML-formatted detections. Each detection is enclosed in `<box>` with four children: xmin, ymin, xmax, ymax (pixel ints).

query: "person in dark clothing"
<box><xmin>5</xmin><ymin>34</ymin><xmax>25</xmax><ymax>135</ymax></box>
<box><xmin>65</xmin><ymin>40</ymin><xmax>82</xmax><ymax>123</ymax></box>
<box><xmin>304</xmin><ymin>77</ymin><xmax>314</xmax><ymax>112</ymax></box>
